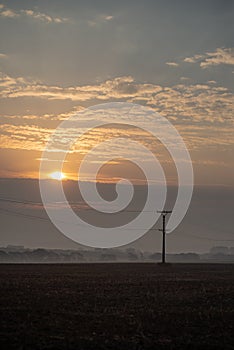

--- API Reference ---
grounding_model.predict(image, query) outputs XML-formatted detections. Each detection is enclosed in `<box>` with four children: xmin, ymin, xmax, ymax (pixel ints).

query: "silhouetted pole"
<box><xmin>162</xmin><ymin>214</ymin><xmax>166</xmax><ymax>263</ymax></box>
<box><xmin>158</xmin><ymin>210</ymin><xmax>172</xmax><ymax>264</ymax></box>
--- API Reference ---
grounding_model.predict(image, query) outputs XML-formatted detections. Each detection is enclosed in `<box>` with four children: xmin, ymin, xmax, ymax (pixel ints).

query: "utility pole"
<box><xmin>157</xmin><ymin>210</ymin><xmax>172</xmax><ymax>264</ymax></box>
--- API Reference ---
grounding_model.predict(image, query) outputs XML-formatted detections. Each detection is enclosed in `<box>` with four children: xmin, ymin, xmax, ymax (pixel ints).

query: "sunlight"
<box><xmin>49</xmin><ymin>171</ymin><xmax>66</xmax><ymax>181</ymax></box>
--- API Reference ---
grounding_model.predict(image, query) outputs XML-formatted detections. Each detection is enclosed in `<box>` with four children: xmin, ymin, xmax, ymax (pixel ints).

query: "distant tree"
<box><xmin>169</xmin><ymin>253</ymin><xmax>200</xmax><ymax>262</ymax></box>
<box><xmin>210</xmin><ymin>246</ymin><xmax>229</xmax><ymax>255</ymax></box>
<box><xmin>0</xmin><ymin>250</ymin><xmax>8</xmax><ymax>262</ymax></box>
<box><xmin>149</xmin><ymin>253</ymin><xmax>161</xmax><ymax>261</ymax></box>
<box><xmin>30</xmin><ymin>248</ymin><xmax>50</xmax><ymax>262</ymax></box>
<box><xmin>67</xmin><ymin>251</ymin><xmax>84</xmax><ymax>262</ymax></box>
<box><xmin>100</xmin><ymin>253</ymin><xmax>117</xmax><ymax>261</ymax></box>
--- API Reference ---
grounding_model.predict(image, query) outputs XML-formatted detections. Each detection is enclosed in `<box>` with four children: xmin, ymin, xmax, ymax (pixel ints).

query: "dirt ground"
<box><xmin>0</xmin><ymin>263</ymin><xmax>233</xmax><ymax>349</ymax></box>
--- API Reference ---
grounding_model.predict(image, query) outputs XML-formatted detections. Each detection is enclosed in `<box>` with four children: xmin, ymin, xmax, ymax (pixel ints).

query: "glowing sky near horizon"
<box><xmin>0</xmin><ymin>0</ymin><xmax>233</xmax><ymax>186</ymax></box>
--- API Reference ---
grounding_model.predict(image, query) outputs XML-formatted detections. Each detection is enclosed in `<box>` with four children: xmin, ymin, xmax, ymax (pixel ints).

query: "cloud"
<box><xmin>88</xmin><ymin>14</ymin><xmax>114</xmax><ymax>27</ymax></box>
<box><xmin>0</xmin><ymin>72</ymin><xmax>233</xmax><ymax>155</ymax></box>
<box><xmin>166</xmin><ymin>62</ymin><xmax>179</xmax><ymax>67</ymax></box>
<box><xmin>184</xmin><ymin>48</ymin><xmax>234</xmax><ymax>68</ymax></box>
<box><xmin>0</xmin><ymin>73</ymin><xmax>162</xmax><ymax>101</ymax></box>
<box><xmin>0</xmin><ymin>72</ymin><xmax>233</xmax><ymax>128</ymax></box>
<box><xmin>104</xmin><ymin>15</ymin><xmax>113</xmax><ymax>21</ymax></box>
<box><xmin>0</xmin><ymin>72</ymin><xmax>33</xmax><ymax>88</ymax></box>
<box><xmin>207</xmin><ymin>80</ymin><xmax>216</xmax><ymax>84</ymax></box>
<box><xmin>0</xmin><ymin>4</ymin><xmax>68</xmax><ymax>23</ymax></box>
<box><xmin>0</xmin><ymin>9</ymin><xmax>19</xmax><ymax>18</ymax></box>
<box><xmin>180</xmin><ymin>77</ymin><xmax>189</xmax><ymax>81</ymax></box>
<box><xmin>21</xmin><ymin>9</ymin><xmax>68</xmax><ymax>23</ymax></box>
<box><xmin>0</xmin><ymin>124</ymin><xmax>52</xmax><ymax>151</ymax></box>
<box><xmin>200</xmin><ymin>48</ymin><xmax>234</xmax><ymax>68</ymax></box>
<box><xmin>184</xmin><ymin>54</ymin><xmax>204</xmax><ymax>63</ymax></box>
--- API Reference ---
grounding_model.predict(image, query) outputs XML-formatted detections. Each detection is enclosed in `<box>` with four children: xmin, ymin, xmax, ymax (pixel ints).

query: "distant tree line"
<box><xmin>0</xmin><ymin>245</ymin><xmax>233</xmax><ymax>263</ymax></box>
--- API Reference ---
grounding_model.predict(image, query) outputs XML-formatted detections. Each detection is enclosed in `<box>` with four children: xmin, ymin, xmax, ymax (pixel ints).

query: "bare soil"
<box><xmin>0</xmin><ymin>263</ymin><xmax>233</xmax><ymax>349</ymax></box>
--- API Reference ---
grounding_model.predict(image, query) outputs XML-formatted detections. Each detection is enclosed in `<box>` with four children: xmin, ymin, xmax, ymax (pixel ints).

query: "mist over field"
<box><xmin>0</xmin><ymin>178</ymin><xmax>233</xmax><ymax>253</ymax></box>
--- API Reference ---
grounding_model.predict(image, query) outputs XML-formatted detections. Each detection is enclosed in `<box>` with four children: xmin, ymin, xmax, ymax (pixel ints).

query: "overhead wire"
<box><xmin>0</xmin><ymin>197</ymin><xmax>234</xmax><ymax>241</ymax></box>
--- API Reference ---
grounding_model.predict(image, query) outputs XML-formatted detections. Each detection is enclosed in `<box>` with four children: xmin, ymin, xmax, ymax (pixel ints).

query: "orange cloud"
<box><xmin>184</xmin><ymin>48</ymin><xmax>234</xmax><ymax>68</ymax></box>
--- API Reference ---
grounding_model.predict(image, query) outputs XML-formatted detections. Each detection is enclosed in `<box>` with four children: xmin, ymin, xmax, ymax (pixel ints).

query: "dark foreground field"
<box><xmin>0</xmin><ymin>264</ymin><xmax>233</xmax><ymax>350</ymax></box>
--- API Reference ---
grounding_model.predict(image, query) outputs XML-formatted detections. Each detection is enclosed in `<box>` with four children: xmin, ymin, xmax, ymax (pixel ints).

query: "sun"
<box><xmin>49</xmin><ymin>171</ymin><xmax>66</xmax><ymax>181</ymax></box>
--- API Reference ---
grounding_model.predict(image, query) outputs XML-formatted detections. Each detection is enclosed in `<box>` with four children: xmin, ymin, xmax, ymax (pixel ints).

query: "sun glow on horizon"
<box><xmin>49</xmin><ymin>171</ymin><xmax>66</xmax><ymax>181</ymax></box>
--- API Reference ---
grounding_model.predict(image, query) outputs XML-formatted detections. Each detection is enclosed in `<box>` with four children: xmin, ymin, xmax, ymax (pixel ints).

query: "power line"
<box><xmin>0</xmin><ymin>206</ymin><xmax>160</xmax><ymax>231</ymax></box>
<box><xmin>0</xmin><ymin>197</ymin><xmax>234</xmax><ymax>241</ymax></box>
<box><xmin>0</xmin><ymin>197</ymin><xmax>155</xmax><ymax>212</ymax></box>
<box><xmin>0</xmin><ymin>197</ymin><xmax>42</xmax><ymax>206</ymax></box>
<box><xmin>0</xmin><ymin>207</ymin><xmax>49</xmax><ymax>222</ymax></box>
<box><xmin>176</xmin><ymin>231</ymin><xmax>234</xmax><ymax>242</ymax></box>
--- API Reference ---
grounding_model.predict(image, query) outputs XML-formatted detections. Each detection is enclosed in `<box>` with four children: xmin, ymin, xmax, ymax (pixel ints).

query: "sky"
<box><xmin>0</xmin><ymin>0</ymin><xmax>233</xmax><ymax>252</ymax></box>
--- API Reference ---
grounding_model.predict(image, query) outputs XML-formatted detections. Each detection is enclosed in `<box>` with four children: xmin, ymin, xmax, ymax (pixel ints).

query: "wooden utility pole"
<box><xmin>158</xmin><ymin>210</ymin><xmax>172</xmax><ymax>264</ymax></box>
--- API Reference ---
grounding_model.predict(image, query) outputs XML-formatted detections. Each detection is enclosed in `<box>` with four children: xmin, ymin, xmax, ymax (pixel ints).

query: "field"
<box><xmin>0</xmin><ymin>263</ymin><xmax>233</xmax><ymax>349</ymax></box>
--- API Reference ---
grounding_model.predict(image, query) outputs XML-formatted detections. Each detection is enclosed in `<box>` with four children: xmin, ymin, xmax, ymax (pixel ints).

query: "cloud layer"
<box><xmin>0</xmin><ymin>4</ymin><xmax>68</xmax><ymax>23</ymax></box>
<box><xmin>0</xmin><ymin>73</ymin><xmax>233</xmax><ymax>124</ymax></box>
<box><xmin>0</xmin><ymin>73</ymin><xmax>233</xmax><ymax>163</ymax></box>
<box><xmin>184</xmin><ymin>48</ymin><xmax>234</xmax><ymax>69</ymax></box>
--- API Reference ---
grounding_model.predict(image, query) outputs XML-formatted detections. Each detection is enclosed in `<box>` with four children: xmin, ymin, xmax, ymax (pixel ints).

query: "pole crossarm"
<box><xmin>157</xmin><ymin>210</ymin><xmax>172</xmax><ymax>215</ymax></box>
